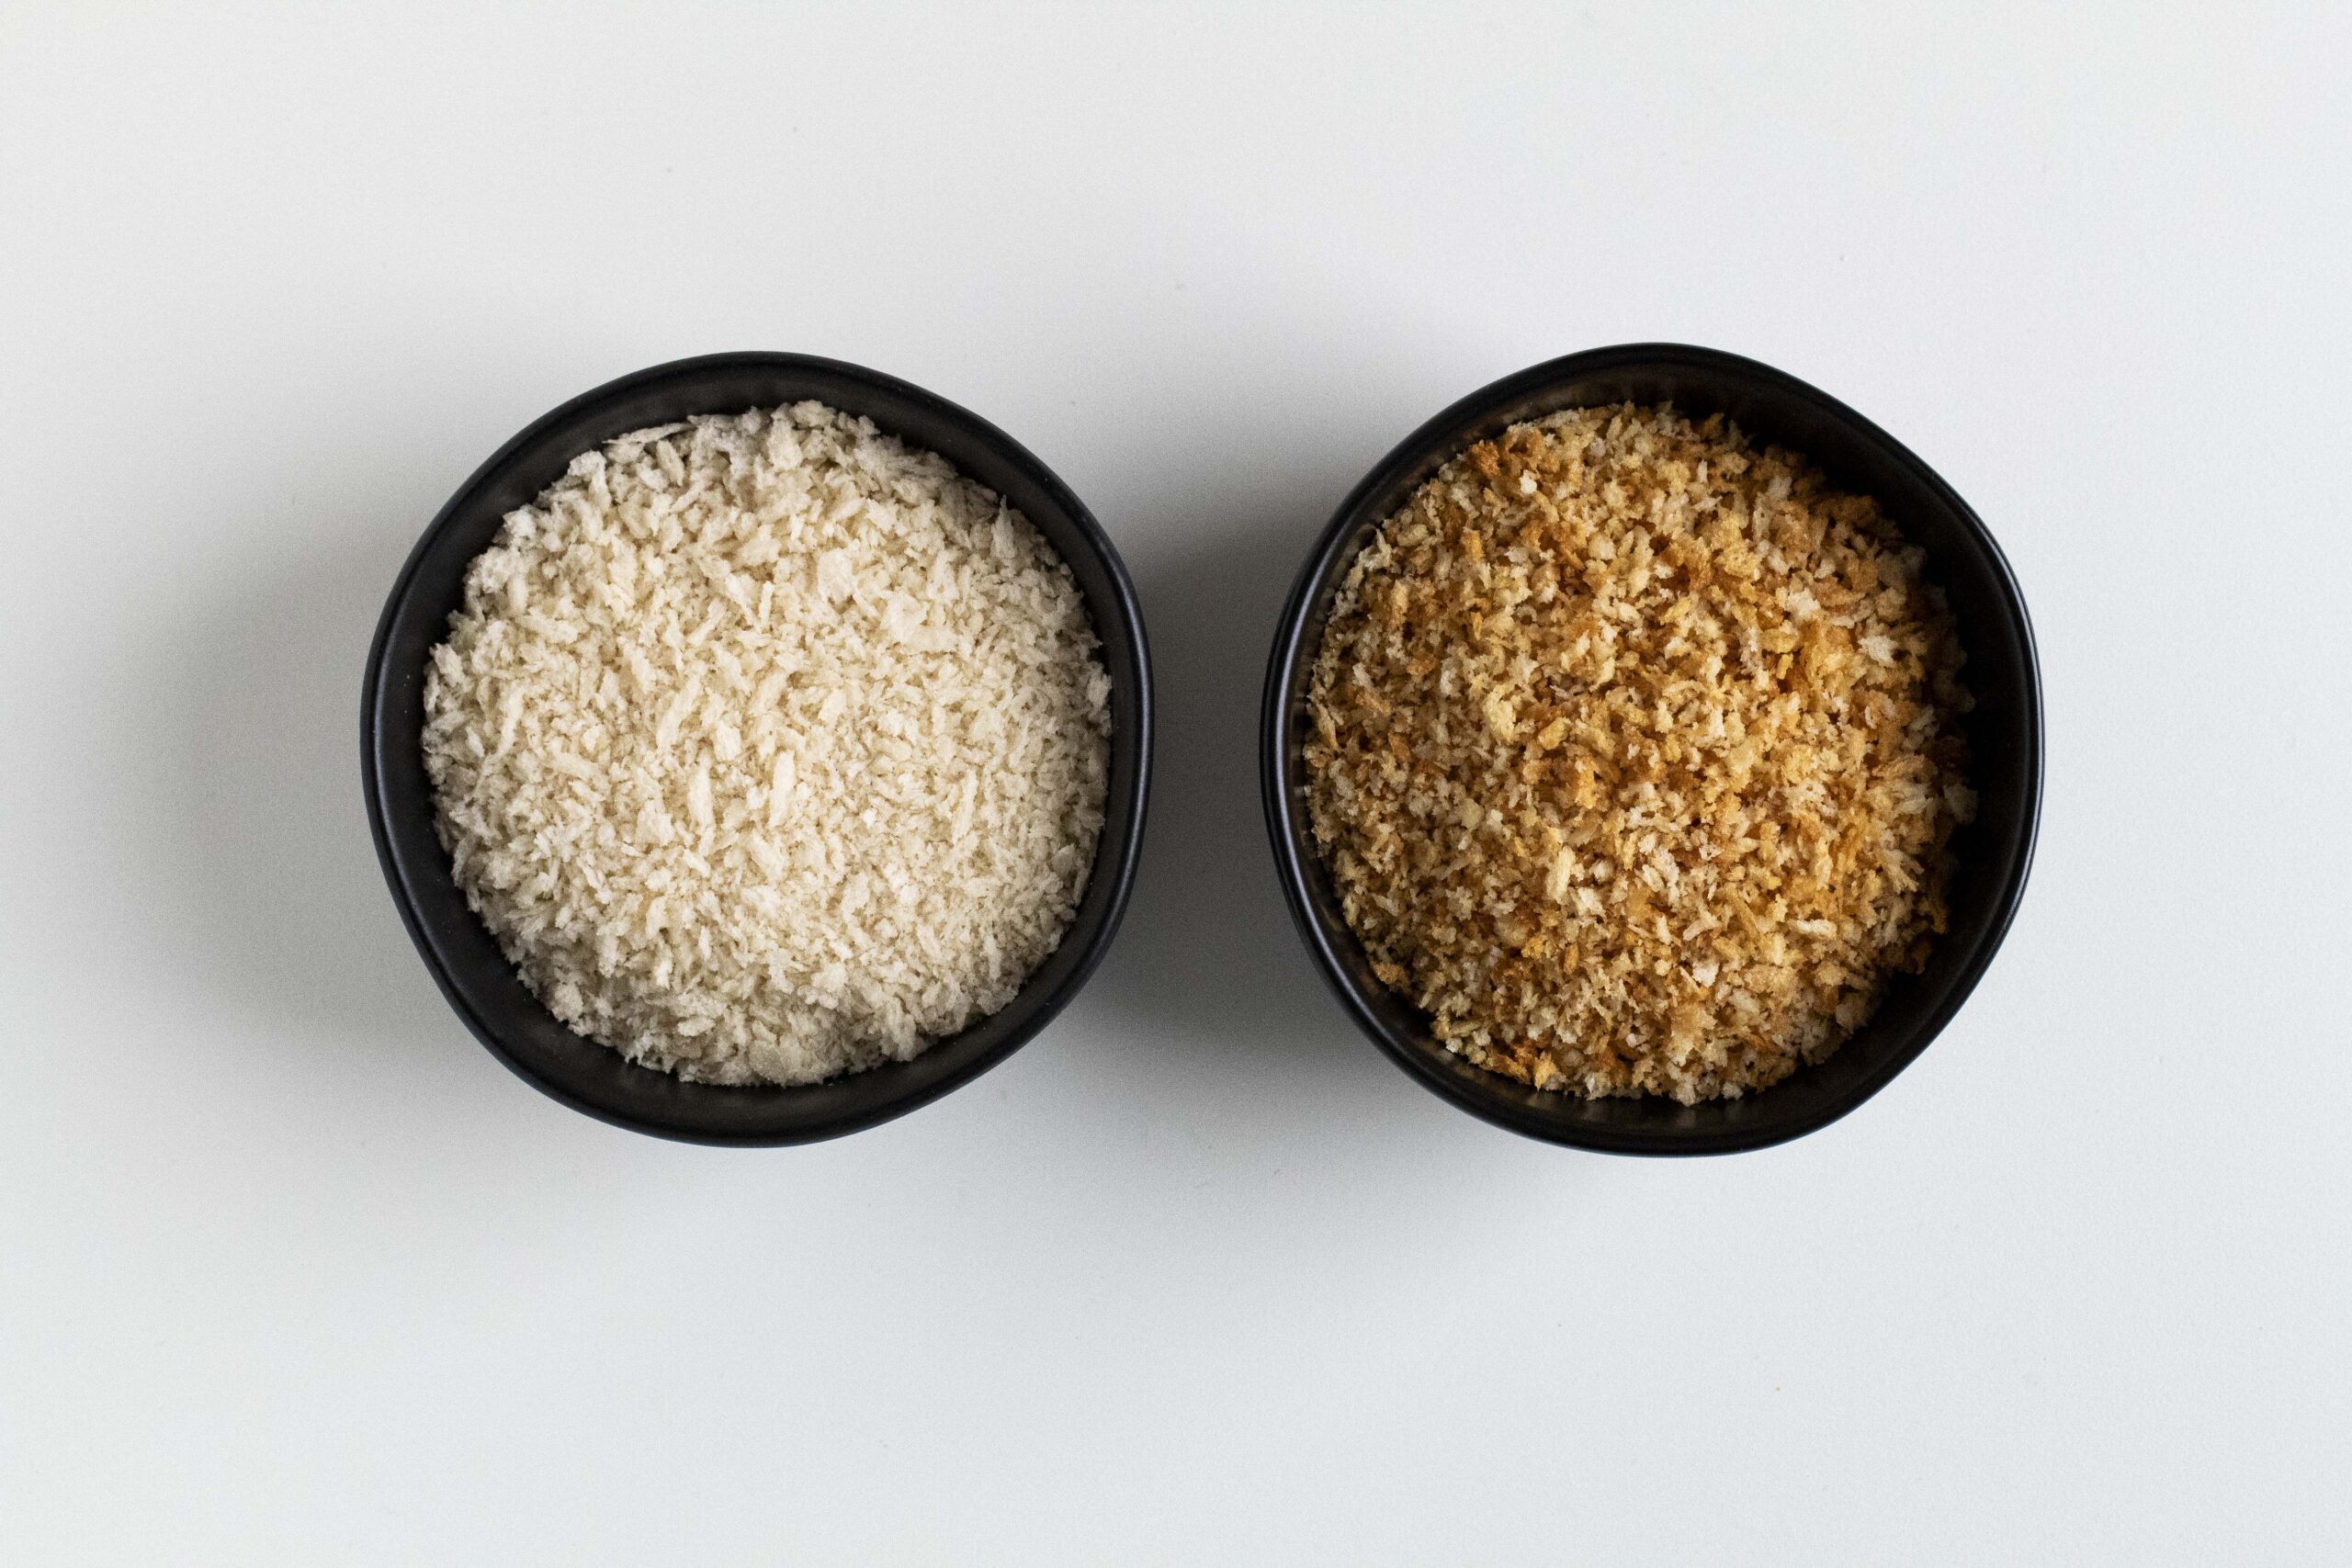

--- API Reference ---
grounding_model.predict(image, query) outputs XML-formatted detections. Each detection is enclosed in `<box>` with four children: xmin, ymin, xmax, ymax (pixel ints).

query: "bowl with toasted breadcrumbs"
<box><xmin>1262</xmin><ymin>344</ymin><xmax>2041</xmax><ymax>1155</ymax></box>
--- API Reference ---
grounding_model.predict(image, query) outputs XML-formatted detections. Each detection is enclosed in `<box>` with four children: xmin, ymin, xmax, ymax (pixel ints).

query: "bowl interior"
<box><xmin>1263</xmin><ymin>344</ymin><xmax>2040</xmax><ymax>1154</ymax></box>
<box><xmin>365</xmin><ymin>354</ymin><xmax>1151</xmax><ymax>1144</ymax></box>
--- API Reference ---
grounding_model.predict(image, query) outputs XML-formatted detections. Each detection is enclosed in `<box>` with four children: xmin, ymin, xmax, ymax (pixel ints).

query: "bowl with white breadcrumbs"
<box><xmin>365</xmin><ymin>354</ymin><xmax>1151</xmax><ymax>1144</ymax></box>
<box><xmin>1262</xmin><ymin>344</ymin><xmax>2040</xmax><ymax>1155</ymax></box>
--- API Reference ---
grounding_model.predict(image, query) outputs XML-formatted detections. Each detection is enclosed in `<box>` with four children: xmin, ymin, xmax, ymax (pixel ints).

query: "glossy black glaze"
<box><xmin>1262</xmin><ymin>344</ymin><xmax>2041</xmax><ymax>1155</ymax></box>
<box><xmin>364</xmin><ymin>354</ymin><xmax>1152</xmax><ymax>1145</ymax></box>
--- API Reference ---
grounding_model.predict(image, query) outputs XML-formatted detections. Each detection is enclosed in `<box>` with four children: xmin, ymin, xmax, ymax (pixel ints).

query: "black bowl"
<box><xmin>1261</xmin><ymin>344</ymin><xmax>2041</xmax><ymax>1156</ymax></box>
<box><xmin>364</xmin><ymin>353</ymin><xmax>1152</xmax><ymax>1145</ymax></box>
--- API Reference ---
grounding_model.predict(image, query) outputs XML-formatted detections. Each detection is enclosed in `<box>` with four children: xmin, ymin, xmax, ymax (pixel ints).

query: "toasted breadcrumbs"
<box><xmin>1304</xmin><ymin>404</ymin><xmax>1974</xmax><ymax>1102</ymax></box>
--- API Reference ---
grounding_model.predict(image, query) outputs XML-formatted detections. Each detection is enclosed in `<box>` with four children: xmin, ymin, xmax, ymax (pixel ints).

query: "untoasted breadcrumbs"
<box><xmin>1305</xmin><ymin>404</ymin><xmax>1973</xmax><ymax>1103</ymax></box>
<box><xmin>423</xmin><ymin>402</ymin><xmax>1111</xmax><ymax>1087</ymax></box>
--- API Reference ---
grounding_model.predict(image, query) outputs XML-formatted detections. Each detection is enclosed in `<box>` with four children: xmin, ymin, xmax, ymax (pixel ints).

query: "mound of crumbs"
<box><xmin>1304</xmin><ymin>404</ymin><xmax>1974</xmax><ymax>1103</ymax></box>
<box><xmin>422</xmin><ymin>402</ymin><xmax>1112</xmax><ymax>1086</ymax></box>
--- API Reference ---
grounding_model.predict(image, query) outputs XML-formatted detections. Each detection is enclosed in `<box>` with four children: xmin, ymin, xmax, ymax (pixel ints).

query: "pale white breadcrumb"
<box><xmin>423</xmin><ymin>402</ymin><xmax>1111</xmax><ymax>1086</ymax></box>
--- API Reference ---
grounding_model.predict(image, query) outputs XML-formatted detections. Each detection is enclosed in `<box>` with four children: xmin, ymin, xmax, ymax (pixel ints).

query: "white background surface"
<box><xmin>3</xmin><ymin>5</ymin><xmax>2346</xmax><ymax>1562</ymax></box>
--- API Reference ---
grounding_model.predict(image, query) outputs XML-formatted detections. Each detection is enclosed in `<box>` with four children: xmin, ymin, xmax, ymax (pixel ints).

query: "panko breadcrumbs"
<box><xmin>1304</xmin><ymin>404</ymin><xmax>1973</xmax><ymax>1103</ymax></box>
<box><xmin>423</xmin><ymin>401</ymin><xmax>1111</xmax><ymax>1087</ymax></box>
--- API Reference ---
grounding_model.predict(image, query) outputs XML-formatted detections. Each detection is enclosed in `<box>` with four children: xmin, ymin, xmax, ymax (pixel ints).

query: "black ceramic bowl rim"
<box><xmin>1261</xmin><ymin>344</ymin><xmax>2041</xmax><ymax>1156</ymax></box>
<box><xmin>363</xmin><ymin>353</ymin><xmax>1153</xmax><ymax>1145</ymax></box>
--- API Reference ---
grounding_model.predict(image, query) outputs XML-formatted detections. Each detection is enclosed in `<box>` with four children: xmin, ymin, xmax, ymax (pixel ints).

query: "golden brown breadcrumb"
<box><xmin>1304</xmin><ymin>404</ymin><xmax>1973</xmax><ymax>1103</ymax></box>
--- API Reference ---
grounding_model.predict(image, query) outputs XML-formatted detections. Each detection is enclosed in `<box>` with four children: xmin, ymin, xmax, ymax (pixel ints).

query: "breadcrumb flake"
<box><xmin>423</xmin><ymin>402</ymin><xmax>1112</xmax><ymax>1087</ymax></box>
<box><xmin>1303</xmin><ymin>404</ymin><xmax>1973</xmax><ymax>1103</ymax></box>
